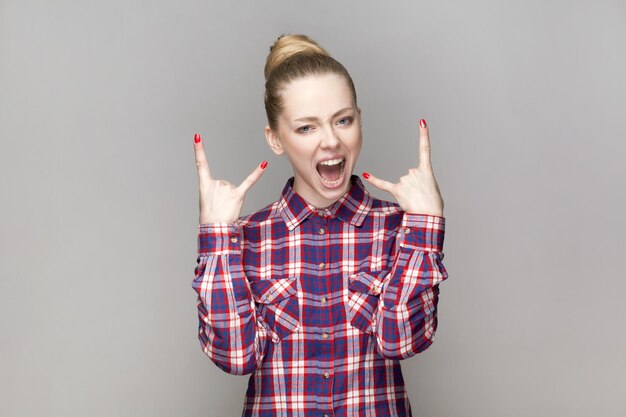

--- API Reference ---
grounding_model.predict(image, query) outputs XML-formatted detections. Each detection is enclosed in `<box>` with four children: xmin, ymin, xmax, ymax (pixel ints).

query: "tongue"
<box><xmin>317</xmin><ymin>163</ymin><xmax>342</xmax><ymax>182</ymax></box>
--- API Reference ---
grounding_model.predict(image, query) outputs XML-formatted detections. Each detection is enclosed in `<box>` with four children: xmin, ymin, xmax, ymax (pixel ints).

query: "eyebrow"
<box><xmin>293</xmin><ymin>107</ymin><xmax>353</xmax><ymax>123</ymax></box>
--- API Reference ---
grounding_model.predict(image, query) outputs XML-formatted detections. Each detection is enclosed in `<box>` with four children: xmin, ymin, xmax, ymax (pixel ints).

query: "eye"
<box><xmin>337</xmin><ymin>117</ymin><xmax>353</xmax><ymax>126</ymax></box>
<box><xmin>297</xmin><ymin>125</ymin><xmax>312</xmax><ymax>133</ymax></box>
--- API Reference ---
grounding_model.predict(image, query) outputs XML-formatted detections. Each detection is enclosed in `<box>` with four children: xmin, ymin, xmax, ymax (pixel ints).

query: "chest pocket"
<box><xmin>346</xmin><ymin>270</ymin><xmax>389</xmax><ymax>334</ymax></box>
<box><xmin>250</xmin><ymin>277</ymin><xmax>301</xmax><ymax>343</ymax></box>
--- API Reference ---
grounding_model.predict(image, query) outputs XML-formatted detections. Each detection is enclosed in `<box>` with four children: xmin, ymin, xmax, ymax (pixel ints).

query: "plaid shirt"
<box><xmin>192</xmin><ymin>175</ymin><xmax>448</xmax><ymax>417</ymax></box>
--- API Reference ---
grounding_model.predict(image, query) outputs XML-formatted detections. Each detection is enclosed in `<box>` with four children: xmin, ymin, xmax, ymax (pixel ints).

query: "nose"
<box><xmin>320</xmin><ymin>125</ymin><xmax>341</xmax><ymax>149</ymax></box>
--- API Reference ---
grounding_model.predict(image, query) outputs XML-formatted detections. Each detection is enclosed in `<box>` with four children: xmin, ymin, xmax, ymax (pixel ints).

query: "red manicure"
<box><xmin>362</xmin><ymin>172</ymin><xmax>370</xmax><ymax>179</ymax></box>
<box><xmin>260</xmin><ymin>161</ymin><xmax>268</xmax><ymax>169</ymax></box>
<box><xmin>420</xmin><ymin>119</ymin><xmax>427</xmax><ymax>128</ymax></box>
<box><xmin>194</xmin><ymin>133</ymin><xmax>201</xmax><ymax>143</ymax></box>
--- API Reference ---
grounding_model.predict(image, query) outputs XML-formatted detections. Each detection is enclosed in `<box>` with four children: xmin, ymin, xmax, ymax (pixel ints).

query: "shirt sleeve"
<box><xmin>373</xmin><ymin>213</ymin><xmax>448</xmax><ymax>360</ymax></box>
<box><xmin>192</xmin><ymin>223</ymin><xmax>269</xmax><ymax>375</ymax></box>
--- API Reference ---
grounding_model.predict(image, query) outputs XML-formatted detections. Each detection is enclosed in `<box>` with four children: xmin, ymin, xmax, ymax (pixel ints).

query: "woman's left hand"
<box><xmin>362</xmin><ymin>118</ymin><xmax>444</xmax><ymax>217</ymax></box>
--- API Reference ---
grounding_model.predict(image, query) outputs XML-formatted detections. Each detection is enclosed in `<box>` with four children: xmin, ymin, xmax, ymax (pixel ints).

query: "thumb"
<box><xmin>362</xmin><ymin>172</ymin><xmax>396</xmax><ymax>194</ymax></box>
<box><xmin>237</xmin><ymin>160</ymin><xmax>268</xmax><ymax>194</ymax></box>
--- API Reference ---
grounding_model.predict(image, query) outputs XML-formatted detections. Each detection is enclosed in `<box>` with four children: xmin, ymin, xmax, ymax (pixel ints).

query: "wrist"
<box><xmin>199</xmin><ymin>214</ymin><xmax>239</xmax><ymax>224</ymax></box>
<box><xmin>404</xmin><ymin>210</ymin><xmax>444</xmax><ymax>217</ymax></box>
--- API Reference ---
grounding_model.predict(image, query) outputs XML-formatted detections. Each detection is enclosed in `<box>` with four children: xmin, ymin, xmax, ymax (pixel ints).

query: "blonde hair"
<box><xmin>264</xmin><ymin>34</ymin><xmax>357</xmax><ymax>130</ymax></box>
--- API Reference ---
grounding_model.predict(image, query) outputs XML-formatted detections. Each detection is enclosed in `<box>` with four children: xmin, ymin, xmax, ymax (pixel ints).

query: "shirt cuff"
<box><xmin>198</xmin><ymin>223</ymin><xmax>242</xmax><ymax>255</ymax></box>
<box><xmin>398</xmin><ymin>214</ymin><xmax>445</xmax><ymax>252</ymax></box>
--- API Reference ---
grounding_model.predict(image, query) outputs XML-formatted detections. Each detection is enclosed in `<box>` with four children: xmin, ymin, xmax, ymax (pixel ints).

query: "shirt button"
<box><xmin>318</xmin><ymin>228</ymin><xmax>325</xmax><ymax>235</ymax></box>
<box><xmin>321</xmin><ymin>296</ymin><xmax>327</xmax><ymax>304</ymax></box>
<box><xmin>318</xmin><ymin>262</ymin><xmax>325</xmax><ymax>269</ymax></box>
<box><xmin>404</xmin><ymin>227</ymin><xmax>411</xmax><ymax>234</ymax></box>
<box><xmin>230</xmin><ymin>237</ymin><xmax>238</xmax><ymax>243</ymax></box>
<box><xmin>322</xmin><ymin>332</ymin><xmax>329</xmax><ymax>339</ymax></box>
<box><xmin>323</xmin><ymin>372</ymin><xmax>330</xmax><ymax>379</ymax></box>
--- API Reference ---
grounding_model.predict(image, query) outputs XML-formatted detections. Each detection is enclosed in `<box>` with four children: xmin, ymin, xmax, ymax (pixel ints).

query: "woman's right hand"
<box><xmin>193</xmin><ymin>133</ymin><xmax>268</xmax><ymax>224</ymax></box>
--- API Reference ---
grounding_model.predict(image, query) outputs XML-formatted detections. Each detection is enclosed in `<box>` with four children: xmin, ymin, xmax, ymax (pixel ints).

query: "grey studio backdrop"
<box><xmin>1</xmin><ymin>1</ymin><xmax>625</xmax><ymax>416</ymax></box>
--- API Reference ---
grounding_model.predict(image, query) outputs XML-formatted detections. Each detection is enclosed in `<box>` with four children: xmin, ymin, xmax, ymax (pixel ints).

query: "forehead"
<box><xmin>279</xmin><ymin>74</ymin><xmax>355</xmax><ymax>120</ymax></box>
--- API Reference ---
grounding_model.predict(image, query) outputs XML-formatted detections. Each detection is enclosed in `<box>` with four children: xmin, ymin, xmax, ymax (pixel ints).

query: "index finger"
<box><xmin>418</xmin><ymin>119</ymin><xmax>432</xmax><ymax>171</ymax></box>
<box><xmin>193</xmin><ymin>133</ymin><xmax>212</xmax><ymax>181</ymax></box>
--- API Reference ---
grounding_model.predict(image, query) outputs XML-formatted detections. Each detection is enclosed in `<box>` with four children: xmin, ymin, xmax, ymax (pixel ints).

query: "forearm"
<box><xmin>374</xmin><ymin>214</ymin><xmax>448</xmax><ymax>359</ymax></box>
<box><xmin>192</xmin><ymin>223</ymin><xmax>268</xmax><ymax>374</ymax></box>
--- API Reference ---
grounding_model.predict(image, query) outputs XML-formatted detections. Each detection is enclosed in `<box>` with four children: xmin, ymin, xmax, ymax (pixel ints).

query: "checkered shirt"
<box><xmin>192</xmin><ymin>175</ymin><xmax>448</xmax><ymax>417</ymax></box>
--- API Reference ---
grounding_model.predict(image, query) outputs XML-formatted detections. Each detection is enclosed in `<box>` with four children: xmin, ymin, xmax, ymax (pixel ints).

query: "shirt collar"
<box><xmin>278</xmin><ymin>175</ymin><xmax>374</xmax><ymax>230</ymax></box>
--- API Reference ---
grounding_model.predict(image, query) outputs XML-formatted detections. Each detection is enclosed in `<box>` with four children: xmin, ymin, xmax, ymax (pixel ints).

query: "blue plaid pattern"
<box><xmin>193</xmin><ymin>175</ymin><xmax>448</xmax><ymax>416</ymax></box>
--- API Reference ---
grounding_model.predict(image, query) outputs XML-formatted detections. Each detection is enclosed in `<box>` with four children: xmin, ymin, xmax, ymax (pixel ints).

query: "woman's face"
<box><xmin>265</xmin><ymin>73</ymin><xmax>362</xmax><ymax>208</ymax></box>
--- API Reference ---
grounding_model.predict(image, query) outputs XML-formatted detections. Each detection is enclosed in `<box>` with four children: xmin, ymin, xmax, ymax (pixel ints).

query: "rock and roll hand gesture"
<box><xmin>362</xmin><ymin>119</ymin><xmax>444</xmax><ymax>217</ymax></box>
<box><xmin>193</xmin><ymin>134</ymin><xmax>268</xmax><ymax>224</ymax></box>
<box><xmin>193</xmin><ymin>118</ymin><xmax>443</xmax><ymax>224</ymax></box>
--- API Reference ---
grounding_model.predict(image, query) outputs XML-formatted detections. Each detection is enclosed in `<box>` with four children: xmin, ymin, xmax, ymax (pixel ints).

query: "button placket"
<box><xmin>312</xmin><ymin>213</ymin><xmax>333</xmax><ymax>410</ymax></box>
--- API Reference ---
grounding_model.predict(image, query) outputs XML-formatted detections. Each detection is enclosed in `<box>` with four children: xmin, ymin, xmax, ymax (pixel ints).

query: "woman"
<box><xmin>192</xmin><ymin>34</ymin><xmax>447</xmax><ymax>417</ymax></box>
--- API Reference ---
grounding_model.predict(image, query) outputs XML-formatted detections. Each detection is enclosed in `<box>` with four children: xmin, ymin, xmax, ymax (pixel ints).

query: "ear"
<box><xmin>265</xmin><ymin>125</ymin><xmax>284</xmax><ymax>155</ymax></box>
<box><xmin>357</xmin><ymin>107</ymin><xmax>362</xmax><ymax>127</ymax></box>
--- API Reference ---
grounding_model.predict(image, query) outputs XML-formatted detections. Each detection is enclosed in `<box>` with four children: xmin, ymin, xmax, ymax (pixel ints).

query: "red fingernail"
<box><xmin>362</xmin><ymin>172</ymin><xmax>370</xmax><ymax>179</ymax></box>
<box><xmin>194</xmin><ymin>133</ymin><xmax>201</xmax><ymax>143</ymax></box>
<box><xmin>260</xmin><ymin>161</ymin><xmax>268</xmax><ymax>169</ymax></box>
<box><xmin>420</xmin><ymin>119</ymin><xmax>427</xmax><ymax>128</ymax></box>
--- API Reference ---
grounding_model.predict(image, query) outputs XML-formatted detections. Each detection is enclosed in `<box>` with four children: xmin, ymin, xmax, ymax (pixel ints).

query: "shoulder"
<box><xmin>236</xmin><ymin>200</ymin><xmax>282</xmax><ymax>229</ymax></box>
<box><xmin>368</xmin><ymin>195</ymin><xmax>404</xmax><ymax>217</ymax></box>
<box><xmin>359</xmin><ymin>194</ymin><xmax>405</xmax><ymax>232</ymax></box>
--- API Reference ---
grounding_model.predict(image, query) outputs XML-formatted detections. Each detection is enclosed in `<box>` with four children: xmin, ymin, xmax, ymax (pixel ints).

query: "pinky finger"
<box><xmin>237</xmin><ymin>160</ymin><xmax>268</xmax><ymax>194</ymax></box>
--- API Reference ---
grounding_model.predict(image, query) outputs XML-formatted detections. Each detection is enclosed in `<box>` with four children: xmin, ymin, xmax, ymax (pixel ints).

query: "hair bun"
<box><xmin>264</xmin><ymin>34</ymin><xmax>329</xmax><ymax>81</ymax></box>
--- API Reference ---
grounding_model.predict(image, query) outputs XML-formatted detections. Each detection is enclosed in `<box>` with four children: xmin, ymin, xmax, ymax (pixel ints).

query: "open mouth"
<box><xmin>316</xmin><ymin>157</ymin><xmax>346</xmax><ymax>188</ymax></box>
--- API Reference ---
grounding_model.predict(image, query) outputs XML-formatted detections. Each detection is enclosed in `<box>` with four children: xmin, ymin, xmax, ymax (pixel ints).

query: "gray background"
<box><xmin>1</xmin><ymin>0</ymin><xmax>625</xmax><ymax>416</ymax></box>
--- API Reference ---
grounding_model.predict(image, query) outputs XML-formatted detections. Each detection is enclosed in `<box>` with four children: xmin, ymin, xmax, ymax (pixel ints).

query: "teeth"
<box><xmin>319</xmin><ymin>158</ymin><xmax>344</xmax><ymax>166</ymax></box>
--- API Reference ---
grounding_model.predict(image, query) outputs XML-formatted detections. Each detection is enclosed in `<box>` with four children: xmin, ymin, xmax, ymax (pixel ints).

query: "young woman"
<box><xmin>192</xmin><ymin>34</ymin><xmax>448</xmax><ymax>417</ymax></box>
